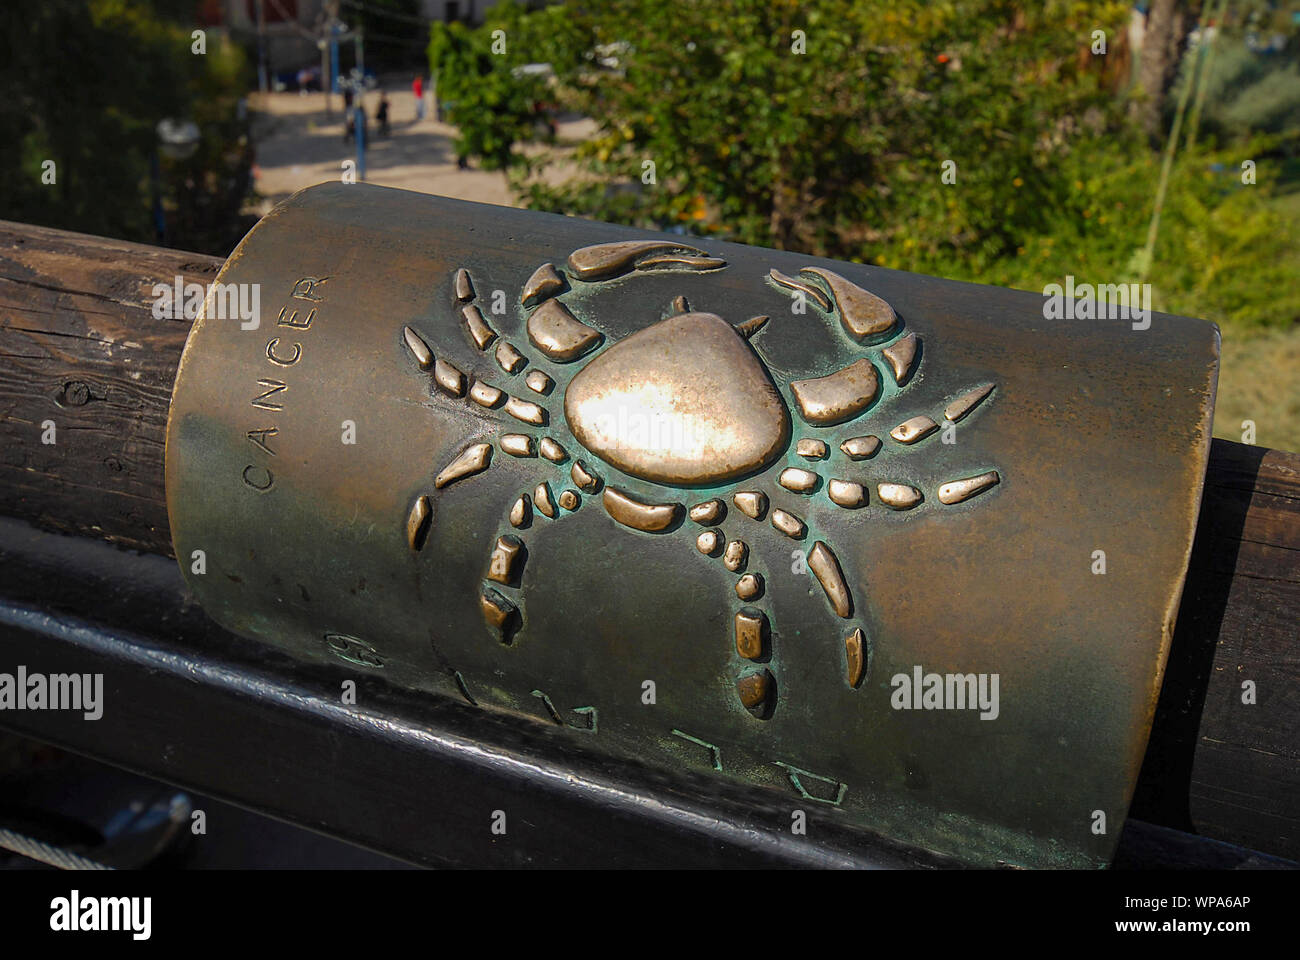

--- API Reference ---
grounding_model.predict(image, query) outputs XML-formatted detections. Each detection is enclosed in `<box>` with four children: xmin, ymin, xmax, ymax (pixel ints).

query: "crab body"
<box><xmin>564</xmin><ymin>312</ymin><xmax>790</xmax><ymax>486</ymax></box>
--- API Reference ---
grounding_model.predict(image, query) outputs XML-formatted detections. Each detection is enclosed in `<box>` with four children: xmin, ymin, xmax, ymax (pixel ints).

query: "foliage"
<box><xmin>427</xmin><ymin>1</ymin><xmax>585</xmax><ymax>169</ymax></box>
<box><xmin>515</xmin><ymin>0</ymin><xmax>1132</xmax><ymax>263</ymax></box>
<box><xmin>937</xmin><ymin>133</ymin><xmax>1300</xmax><ymax>331</ymax></box>
<box><xmin>0</xmin><ymin>0</ymin><xmax>255</xmax><ymax>255</ymax></box>
<box><xmin>432</xmin><ymin>0</ymin><xmax>1299</xmax><ymax>333</ymax></box>
<box><xmin>1172</xmin><ymin>40</ymin><xmax>1300</xmax><ymax>140</ymax></box>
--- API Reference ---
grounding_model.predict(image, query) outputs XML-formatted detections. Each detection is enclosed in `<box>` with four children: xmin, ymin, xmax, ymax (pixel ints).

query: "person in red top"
<box><xmin>412</xmin><ymin>75</ymin><xmax>425</xmax><ymax>121</ymax></box>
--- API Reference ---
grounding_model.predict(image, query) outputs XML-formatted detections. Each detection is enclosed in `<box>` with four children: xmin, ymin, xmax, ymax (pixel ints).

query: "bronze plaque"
<box><xmin>165</xmin><ymin>182</ymin><xmax>1218</xmax><ymax>867</ymax></box>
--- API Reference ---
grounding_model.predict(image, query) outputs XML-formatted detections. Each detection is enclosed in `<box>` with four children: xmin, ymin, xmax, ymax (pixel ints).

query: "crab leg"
<box><xmin>686</xmin><ymin>497</ymin><xmax>777</xmax><ymax>717</ymax></box>
<box><xmin>479</xmin><ymin>475</ymin><xmax>588</xmax><ymax>644</ymax></box>
<box><xmin>692</xmin><ymin>490</ymin><xmax>873</xmax><ymax>709</ymax></box>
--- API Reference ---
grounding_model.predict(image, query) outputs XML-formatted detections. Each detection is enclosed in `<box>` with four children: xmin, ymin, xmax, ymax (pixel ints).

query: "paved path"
<box><xmin>248</xmin><ymin>88</ymin><xmax>515</xmax><ymax>212</ymax></box>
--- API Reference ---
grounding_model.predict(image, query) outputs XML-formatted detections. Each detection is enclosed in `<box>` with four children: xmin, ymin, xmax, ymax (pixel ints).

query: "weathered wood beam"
<box><xmin>0</xmin><ymin>221</ymin><xmax>217</xmax><ymax>554</ymax></box>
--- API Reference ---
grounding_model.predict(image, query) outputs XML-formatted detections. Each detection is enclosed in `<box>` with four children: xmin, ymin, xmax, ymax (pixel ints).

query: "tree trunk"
<box><xmin>1137</xmin><ymin>0</ymin><xmax>1180</xmax><ymax>140</ymax></box>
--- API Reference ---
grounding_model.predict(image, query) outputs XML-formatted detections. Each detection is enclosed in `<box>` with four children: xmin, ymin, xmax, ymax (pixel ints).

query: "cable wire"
<box><xmin>0</xmin><ymin>827</ymin><xmax>113</xmax><ymax>871</ymax></box>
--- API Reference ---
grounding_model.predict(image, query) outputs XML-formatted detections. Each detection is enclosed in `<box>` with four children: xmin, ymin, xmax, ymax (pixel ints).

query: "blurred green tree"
<box><xmin>437</xmin><ymin>1</ymin><xmax>1133</xmax><ymax>267</ymax></box>
<box><xmin>428</xmin><ymin>0</ymin><xmax>1298</xmax><ymax>337</ymax></box>
<box><xmin>0</xmin><ymin>0</ymin><xmax>254</xmax><ymax>255</ymax></box>
<box><xmin>427</xmin><ymin>1</ymin><xmax>586</xmax><ymax>170</ymax></box>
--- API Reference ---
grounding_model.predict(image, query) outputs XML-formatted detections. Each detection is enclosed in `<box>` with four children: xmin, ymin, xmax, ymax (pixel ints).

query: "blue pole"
<box><xmin>355</xmin><ymin>103</ymin><xmax>366</xmax><ymax>181</ymax></box>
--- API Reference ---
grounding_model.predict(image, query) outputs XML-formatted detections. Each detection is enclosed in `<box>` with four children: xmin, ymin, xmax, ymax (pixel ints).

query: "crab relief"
<box><xmin>400</xmin><ymin>240</ymin><xmax>999</xmax><ymax>720</ymax></box>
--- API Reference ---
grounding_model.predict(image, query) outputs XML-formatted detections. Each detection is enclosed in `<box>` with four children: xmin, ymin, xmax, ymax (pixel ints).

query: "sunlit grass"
<box><xmin>1215</xmin><ymin>324</ymin><xmax>1300</xmax><ymax>453</ymax></box>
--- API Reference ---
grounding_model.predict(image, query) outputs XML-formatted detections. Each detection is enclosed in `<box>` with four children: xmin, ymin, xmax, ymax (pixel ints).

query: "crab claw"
<box><xmin>798</xmin><ymin>268</ymin><xmax>897</xmax><ymax>341</ymax></box>
<box><xmin>567</xmin><ymin>241</ymin><xmax>724</xmax><ymax>281</ymax></box>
